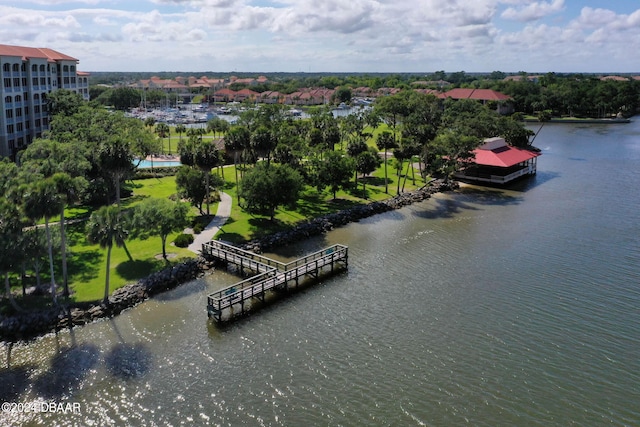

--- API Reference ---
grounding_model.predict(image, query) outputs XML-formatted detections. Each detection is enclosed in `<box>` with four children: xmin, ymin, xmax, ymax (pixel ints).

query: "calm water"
<box><xmin>2</xmin><ymin>121</ymin><xmax>640</xmax><ymax>426</ymax></box>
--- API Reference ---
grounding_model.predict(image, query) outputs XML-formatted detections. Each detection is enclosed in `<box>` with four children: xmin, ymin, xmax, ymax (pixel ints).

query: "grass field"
<box><xmin>5</xmin><ymin>155</ymin><xmax>427</xmax><ymax>309</ymax></box>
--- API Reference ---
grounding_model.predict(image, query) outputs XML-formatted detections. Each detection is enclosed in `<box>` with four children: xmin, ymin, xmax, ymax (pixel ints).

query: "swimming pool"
<box><xmin>135</xmin><ymin>159</ymin><xmax>181</xmax><ymax>168</ymax></box>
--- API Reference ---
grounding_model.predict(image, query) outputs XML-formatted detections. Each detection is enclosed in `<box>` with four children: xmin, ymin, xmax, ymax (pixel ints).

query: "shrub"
<box><xmin>193</xmin><ymin>222</ymin><xmax>204</xmax><ymax>234</ymax></box>
<box><xmin>173</xmin><ymin>233</ymin><xmax>194</xmax><ymax>248</ymax></box>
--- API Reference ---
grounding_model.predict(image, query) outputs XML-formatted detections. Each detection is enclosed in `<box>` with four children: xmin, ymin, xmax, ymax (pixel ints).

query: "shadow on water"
<box><xmin>455</xmin><ymin>187</ymin><xmax>524</xmax><ymax>205</ymax></box>
<box><xmin>103</xmin><ymin>318</ymin><xmax>153</xmax><ymax>380</ymax></box>
<box><xmin>0</xmin><ymin>366</ymin><xmax>31</xmax><ymax>402</ymax></box>
<box><xmin>0</xmin><ymin>343</ymin><xmax>33</xmax><ymax>402</ymax></box>
<box><xmin>508</xmin><ymin>170</ymin><xmax>560</xmax><ymax>191</ymax></box>
<box><xmin>152</xmin><ymin>279</ymin><xmax>207</xmax><ymax>302</ymax></box>
<box><xmin>104</xmin><ymin>343</ymin><xmax>153</xmax><ymax>380</ymax></box>
<box><xmin>413</xmin><ymin>186</ymin><xmax>527</xmax><ymax>220</ymax></box>
<box><xmin>32</xmin><ymin>343</ymin><xmax>100</xmax><ymax>399</ymax></box>
<box><xmin>206</xmin><ymin>270</ymin><xmax>349</xmax><ymax>337</ymax></box>
<box><xmin>267</xmin><ymin>235</ymin><xmax>330</xmax><ymax>259</ymax></box>
<box><xmin>456</xmin><ymin>170</ymin><xmax>560</xmax><ymax>194</ymax></box>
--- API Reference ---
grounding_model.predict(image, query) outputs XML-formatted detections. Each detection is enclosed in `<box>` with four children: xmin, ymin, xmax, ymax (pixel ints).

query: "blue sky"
<box><xmin>0</xmin><ymin>0</ymin><xmax>638</xmax><ymax>73</ymax></box>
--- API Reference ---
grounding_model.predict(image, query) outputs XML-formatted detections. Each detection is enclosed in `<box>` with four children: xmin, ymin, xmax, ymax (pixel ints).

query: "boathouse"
<box><xmin>455</xmin><ymin>137</ymin><xmax>541</xmax><ymax>185</ymax></box>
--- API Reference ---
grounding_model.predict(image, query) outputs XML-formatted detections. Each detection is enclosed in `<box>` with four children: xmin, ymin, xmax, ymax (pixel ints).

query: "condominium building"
<box><xmin>0</xmin><ymin>44</ymin><xmax>89</xmax><ymax>160</ymax></box>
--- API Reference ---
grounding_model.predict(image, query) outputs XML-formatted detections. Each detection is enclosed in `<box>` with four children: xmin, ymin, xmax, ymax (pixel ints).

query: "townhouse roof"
<box><xmin>600</xmin><ymin>75</ymin><xmax>629</xmax><ymax>81</ymax></box>
<box><xmin>0</xmin><ymin>44</ymin><xmax>78</xmax><ymax>62</ymax></box>
<box><xmin>442</xmin><ymin>88</ymin><xmax>511</xmax><ymax>101</ymax></box>
<box><xmin>235</xmin><ymin>88</ymin><xmax>259</xmax><ymax>96</ymax></box>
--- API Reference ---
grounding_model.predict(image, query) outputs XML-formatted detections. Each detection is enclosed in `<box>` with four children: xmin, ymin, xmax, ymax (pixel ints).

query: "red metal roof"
<box><xmin>473</xmin><ymin>144</ymin><xmax>540</xmax><ymax>167</ymax></box>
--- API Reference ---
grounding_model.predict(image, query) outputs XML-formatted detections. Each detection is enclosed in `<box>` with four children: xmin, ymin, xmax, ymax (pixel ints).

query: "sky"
<box><xmin>0</xmin><ymin>0</ymin><xmax>639</xmax><ymax>74</ymax></box>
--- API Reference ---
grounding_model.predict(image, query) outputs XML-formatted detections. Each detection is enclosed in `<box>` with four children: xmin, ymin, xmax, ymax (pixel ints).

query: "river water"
<box><xmin>2</xmin><ymin>121</ymin><xmax>640</xmax><ymax>426</ymax></box>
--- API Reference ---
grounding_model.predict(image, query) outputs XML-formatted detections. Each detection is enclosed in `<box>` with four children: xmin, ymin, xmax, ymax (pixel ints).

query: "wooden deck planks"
<box><xmin>203</xmin><ymin>241</ymin><xmax>348</xmax><ymax>322</ymax></box>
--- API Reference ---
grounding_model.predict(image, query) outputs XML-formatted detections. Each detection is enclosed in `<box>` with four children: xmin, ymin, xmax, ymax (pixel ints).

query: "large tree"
<box><xmin>355</xmin><ymin>149</ymin><xmax>382</xmax><ymax>197</ymax></box>
<box><xmin>313</xmin><ymin>151</ymin><xmax>355</xmax><ymax>200</ymax></box>
<box><xmin>424</xmin><ymin>131</ymin><xmax>479</xmax><ymax>182</ymax></box>
<box><xmin>86</xmin><ymin>206</ymin><xmax>129</xmax><ymax>303</ymax></box>
<box><xmin>131</xmin><ymin>198</ymin><xmax>190</xmax><ymax>261</ymax></box>
<box><xmin>179</xmin><ymin>137</ymin><xmax>223</xmax><ymax>216</ymax></box>
<box><xmin>175</xmin><ymin>166</ymin><xmax>208</xmax><ymax>215</ymax></box>
<box><xmin>46</xmin><ymin>89</ymin><xmax>84</xmax><ymax>117</ymax></box>
<box><xmin>239</xmin><ymin>163</ymin><xmax>303</xmax><ymax>220</ymax></box>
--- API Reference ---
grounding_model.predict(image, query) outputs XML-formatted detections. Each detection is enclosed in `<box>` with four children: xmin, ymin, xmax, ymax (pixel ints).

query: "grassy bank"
<box><xmin>4</xmin><ymin>158</ymin><xmax>427</xmax><ymax>309</ymax></box>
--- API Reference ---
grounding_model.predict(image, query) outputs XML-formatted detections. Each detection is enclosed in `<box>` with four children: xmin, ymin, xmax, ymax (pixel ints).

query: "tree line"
<box><xmin>89</xmin><ymin>71</ymin><xmax>640</xmax><ymax>120</ymax></box>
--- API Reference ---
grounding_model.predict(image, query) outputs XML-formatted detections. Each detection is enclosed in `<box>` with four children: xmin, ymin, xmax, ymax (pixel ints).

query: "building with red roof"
<box><xmin>1</xmin><ymin>44</ymin><xmax>89</xmax><ymax>160</ymax></box>
<box><xmin>454</xmin><ymin>137</ymin><xmax>541</xmax><ymax>185</ymax></box>
<box><xmin>441</xmin><ymin>88</ymin><xmax>513</xmax><ymax>114</ymax></box>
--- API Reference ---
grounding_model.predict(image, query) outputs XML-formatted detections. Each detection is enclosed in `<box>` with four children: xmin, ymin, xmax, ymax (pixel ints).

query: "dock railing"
<box><xmin>204</xmin><ymin>241</ymin><xmax>348</xmax><ymax>322</ymax></box>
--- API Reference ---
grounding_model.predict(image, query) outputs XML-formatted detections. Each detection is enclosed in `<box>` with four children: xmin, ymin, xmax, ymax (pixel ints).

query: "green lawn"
<box><xmin>66</xmin><ymin>222</ymin><xmax>195</xmax><ymax>302</ymax></box>
<box><xmin>6</xmin><ymin>157</ymin><xmax>427</xmax><ymax>308</ymax></box>
<box><xmin>215</xmin><ymin>160</ymin><xmax>428</xmax><ymax>244</ymax></box>
<box><xmin>67</xmin><ymin>175</ymin><xmax>200</xmax><ymax>302</ymax></box>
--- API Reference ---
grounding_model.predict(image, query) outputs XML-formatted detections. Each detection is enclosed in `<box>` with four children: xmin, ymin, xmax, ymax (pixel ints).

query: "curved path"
<box><xmin>187</xmin><ymin>191</ymin><xmax>232</xmax><ymax>254</ymax></box>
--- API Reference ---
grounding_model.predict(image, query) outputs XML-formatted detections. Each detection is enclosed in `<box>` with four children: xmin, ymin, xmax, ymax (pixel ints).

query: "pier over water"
<box><xmin>203</xmin><ymin>240</ymin><xmax>348</xmax><ymax>322</ymax></box>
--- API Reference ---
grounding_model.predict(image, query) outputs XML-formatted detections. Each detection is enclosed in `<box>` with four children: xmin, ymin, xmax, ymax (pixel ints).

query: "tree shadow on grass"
<box><xmin>361</xmin><ymin>176</ymin><xmax>387</xmax><ymax>187</ymax></box>
<box><xmin>115</xmin><ymin>259</ymin><xmax>161</xmax><ymax>281</ymax></box>
<box><xmin>216</xmin><ymin>232</ymin><xmax>246</xmax><ymax>245</ymax></box>
<box><xmin>104</xmin><ymin>343</ymin><xmax>153</xmax><ymax>380</ymax></box>
<box><xmin>295</xmin><ymin>192</ymin><xmax>363</xmax><ymax>219</ymax></box>
<box><xmin>67</xmin><ymin>249</ymin><xmax>103</xmax><ymax>283</ymax></box>
<box><xmin>247</xmin><ymin>217</ymin><xmax>289</xmax><ymax>239</ymax></box>
<box><xmin>32</xmin><ymin>343</ymin><xmax>100</xmax><ymax>399</ymax></box>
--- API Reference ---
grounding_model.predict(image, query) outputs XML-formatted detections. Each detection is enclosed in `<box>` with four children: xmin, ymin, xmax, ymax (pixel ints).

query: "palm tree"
<box><xmin>155</xmin><ymin>122</ymin><xmax>171</xmax><ymax>154</ymax></box>
<box><xmin>99</xmin><ymin>136</ymin><xmax>133</xmax><ymax>207</ymax></box>
<box><xmin>175</xmin><ymin>124</ymin><xmax>186</xmax><ymax>146</ymax></box>
<box><xmin>0</xmin><ymin>200</ymin><xmax>23</xmax><ymax>312</ymax></box>
<box><xmin>195</xmin><ymin>141</ymin><xmax>222</xmax><ymax>216</ymax></box>
<box><xmin>86</xmin><ymin>205</ymin><xmax>128</xmax><ymax>303</ymax></box>
<box><xmin>376</xmin><ymin>131</ymin><xmax>397</xmax><ymax>194</ymax></box>
<box><xmin>52</xmin><ymin>172</ymin><xmax>86</xmax><ymax>297</ymax></box>
<box><xmin>23</xmin><ymin>178</ymin><xmax>63</xmax><ymax>303</ymax></box>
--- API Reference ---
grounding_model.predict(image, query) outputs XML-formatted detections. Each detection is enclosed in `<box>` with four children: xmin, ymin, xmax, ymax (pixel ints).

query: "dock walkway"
<box><xmin>203</xmin><ymin>240</ymin><xmax>348</xmax><ymax>322</ymax></box>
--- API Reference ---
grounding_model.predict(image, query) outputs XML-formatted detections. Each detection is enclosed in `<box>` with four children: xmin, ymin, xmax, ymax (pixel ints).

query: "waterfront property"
<box><xmin>454</xmin><ymin>137</ymin><xmax>541</xmax><ymax>185</ymax></box>
<box><xmin>0</xmin><ymin>44</ymin><xmax>89</xmax><ymax>160</ymax></box>
<box><xmin>203</xmin><ymin>240</ymin><xmax>348</xmax><ymax>322</ymax></box>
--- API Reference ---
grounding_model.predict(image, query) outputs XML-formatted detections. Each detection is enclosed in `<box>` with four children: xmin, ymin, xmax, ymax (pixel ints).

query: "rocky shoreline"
<box><xmin>0</xmin><ymin>179</ymin><xmax>457</xmax><ymax>342</ymax></box>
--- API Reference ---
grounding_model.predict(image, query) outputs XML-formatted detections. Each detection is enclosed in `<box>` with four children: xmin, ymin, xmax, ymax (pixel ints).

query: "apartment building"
<box><xmin>0</xmin><ymin>44</ymin><xmax>89</xmax><ymax>160</ymax></box>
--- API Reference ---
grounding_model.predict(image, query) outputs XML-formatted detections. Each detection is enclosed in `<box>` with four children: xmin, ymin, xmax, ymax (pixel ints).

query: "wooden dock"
<box><xmin>202</xmin><ymin>240</ymin><xmax>348</xmax><ymax>322</ymax></box>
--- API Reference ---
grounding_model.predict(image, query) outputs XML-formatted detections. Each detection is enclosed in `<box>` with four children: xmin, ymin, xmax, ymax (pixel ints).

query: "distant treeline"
<box><xmin>88</xmin><ymin>71</ymin><xmax>640</xmax><ymax>118</ymax></box>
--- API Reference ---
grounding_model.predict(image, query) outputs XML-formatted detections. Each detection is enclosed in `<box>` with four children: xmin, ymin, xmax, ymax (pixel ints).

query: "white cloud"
<box><xmin>0</xmin><ymin>1</ymin><xmax>639</xmax><ymax>72</ymax></box>
<box><xmin>0</xmin><ymin>12</ymin><xmax>80</xmax><ymax>28</ymax></box>
<box><xmin>501</xmin><ymin>0</ymin><xmax>564</xmax><ymax>22</ymax></box>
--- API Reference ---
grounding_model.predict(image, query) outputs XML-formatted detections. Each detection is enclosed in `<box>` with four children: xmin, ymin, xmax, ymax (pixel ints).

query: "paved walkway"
<box><xmin>187</xmin><ymin>191</ymin><xmax>232</xmax><ymax>254</ymax></box>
